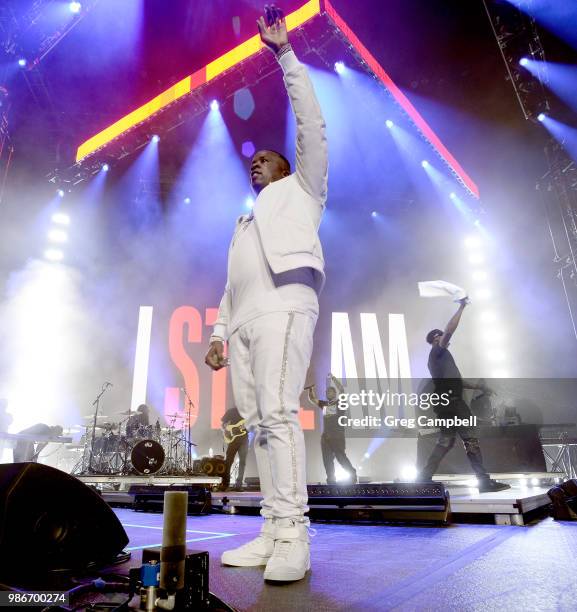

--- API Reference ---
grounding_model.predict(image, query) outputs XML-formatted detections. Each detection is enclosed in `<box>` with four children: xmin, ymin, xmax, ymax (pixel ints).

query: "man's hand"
<box><xmin>458</xmin><ymin>297</ymin><xmax>470</xmax><ymax>307</ymax></box>
<box><xmin>257</xmin><ymin>4</ymin><xmax>288</xmax><ymax>54</ymax></box>
<box><xmin>205</xmin><ymin>340</ymin><xmax>227</xmax><ymax>371</ymax></box>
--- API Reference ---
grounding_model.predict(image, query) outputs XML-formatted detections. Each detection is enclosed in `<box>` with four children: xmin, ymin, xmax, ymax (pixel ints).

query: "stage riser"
<box><xmin>134</xmin><ymin>500</ymin><xmax>210</xmax><ymax>515</ymax></box>
<box><xmin>129</xmin><ymin>484</ymin><xmax>212</xmax><ymax>515</ymax></box>
<box><xmin>309</xmin><ymin>509</ymin><xmax>451</xmax><ymax>524</ymax></box>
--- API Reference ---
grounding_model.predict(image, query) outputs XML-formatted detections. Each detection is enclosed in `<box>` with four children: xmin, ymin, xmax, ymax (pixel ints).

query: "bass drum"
<box><xmin>131</xmin><ymin>439</ymin><xmax>165</xmax><ymax>475</ymax></box>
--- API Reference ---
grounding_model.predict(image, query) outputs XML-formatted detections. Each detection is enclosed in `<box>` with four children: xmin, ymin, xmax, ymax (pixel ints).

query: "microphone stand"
<box><xmin>180</xmin><ymin>387</ymin><xmax>197</xmax><ymax>473</ymax></box>
<box><xmin>88</xmin><ymin>382</ymin><xmax>111</xmax><ymax>473</ymax></box>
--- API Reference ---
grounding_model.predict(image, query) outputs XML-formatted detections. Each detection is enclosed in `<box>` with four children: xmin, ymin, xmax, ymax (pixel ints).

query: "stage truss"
<box><xmin>484</xmin><ymin>0</ymin><xmax>577</xmax><ymax>342</ymax></box>
<box><xmin>57</xmin><ymin>0</ymin><xmax>478</xmax><ymax>198</ymax></box>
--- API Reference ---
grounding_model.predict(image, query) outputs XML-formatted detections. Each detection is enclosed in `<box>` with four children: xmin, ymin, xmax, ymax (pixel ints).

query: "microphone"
<box><xmin>105</xmin><ymin>382</ymin><xmax>113</xmax><ymax>387</ymax></box>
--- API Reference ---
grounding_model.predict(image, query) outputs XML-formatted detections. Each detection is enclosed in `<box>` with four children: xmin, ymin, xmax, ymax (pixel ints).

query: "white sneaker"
<box><xmin>221</xmin><ymin>518</ymin><xmax>275</xmax><ymax>567</ymax></box>
<box><xmin>263</xmin><ymin>518</ymin><xmax>310</xmax><ymax>582</ymax></box>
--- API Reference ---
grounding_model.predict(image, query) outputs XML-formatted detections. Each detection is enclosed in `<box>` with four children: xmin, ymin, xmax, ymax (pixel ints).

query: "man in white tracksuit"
<box><xmin>204</xmin><ymin>4</ymin><xmax>327</xmax><ymax>582</ymax></box>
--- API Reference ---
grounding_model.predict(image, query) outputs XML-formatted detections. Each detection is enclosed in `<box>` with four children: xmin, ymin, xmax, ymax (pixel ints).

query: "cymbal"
<box><xmin>82</xmin><ymin>414</ymin><xmax>110</xmax><ymax>419</ymax></box>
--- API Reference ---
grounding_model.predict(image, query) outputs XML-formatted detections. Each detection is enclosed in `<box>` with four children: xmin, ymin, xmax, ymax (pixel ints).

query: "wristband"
<box><xmin>276</xmin><ymin>43</ymin><xmax>293</xmax><ymax>60</ymax></box>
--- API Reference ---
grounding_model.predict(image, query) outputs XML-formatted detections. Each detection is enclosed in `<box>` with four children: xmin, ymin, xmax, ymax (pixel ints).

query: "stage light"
<box><xmin>531</xmin><ymin>477</ymin><xmax>539</xmax><ymax>486</ymax></box>
<box><xmin>151</xmin><ymin>134</ymin><xmax>160</xmax><ymax>143</ymax></box>
<box><xmin>51</xmin><ymin>212</ymin><xmax>70</xmax><ymax>226</ymax></box>
<box><xmin>537</xmin><ymin>113</ymin><xmax>546</xmax><ymax>122</ymax></box>
<box><xmin>334</xmin><ymin>61</ymin><xmax>345</xmax><ymax>74</ymax></box>
<box><xmin>520</xmin><ymin>478</ymin><xmax>528</xmax><ymax>487</ymax></box>
<box><xmin>241</xmin><ymin>141</ymin><xmax>256</xmax><ymax>158</ymax></box>
<box><xmin>472</xmin><ymin>270</ymin><xmax>488</xmax><ymax>282</ymax></box>
<box><xmin>474</xmin><ymin>219</ymin><xmax>482</xmax><ymax>228</ymax></box>
<box><xmin>44</xmin><ymin>249</ymin><xmax>64</xmax><ymax>262</ymax></box>
<box><xmin>183</xmin><ymin>197</ymin><xmax>191</xmax><ymax>204</ymax></box>
<box><xmin>69</xmin><ymin>1</ymin><xmax>81</xmax><ymax>13</ymax></box>
<box><xmin>468</xmin><ymin>253</ymin><xmax>485</xmax><ymax>265</ymax></box>
<box><xmin>401</xmin><ymin>465</ymin><xmax>417</xmax><ymax>481</ymax></box>
<box><xmin>48</xmin><ymin>229</ymin><xmax>68</xmax><ymax>244</ymax></box>
<box><xmin>485</xmin><ymin>328</ymin><xmax>504</xmax><ymax>342</ymax></box>
<box><xmin>210</xmin><ymin>99</ymin><xmax>220</xmax><ymax>112</ymax></box>
<box><xmin>519</xmin><ymin>57</ymin><xmax>529</xmax><ymax>67</ymax></box>
<box><xmin>466</xmin><ymin>478</ymin><xmax>479</xmax><ymax>488</ymax></box>
<box><xmin>335</xmin><ymin>465</ymin><xmax>354</xmax><ymax>482</ymax></box>
<box><xmin>385</xmin><ymin>120</ymin><xmax>394</xmax><ymax>129</ymax></box>
<box><xmin>476</xmin><ymin>288</ymin><xmax>492</xmax><ymax>300</ymax></box>
<box><xmin>371</xmin><ymin>211</ymin><xmax>378</xmax><ymax>218</ymax></box>
<box><xmin>18</xmin><ymin>58</ymin><xmax>27</xmax><ymax>68</ymax></box>
<box><xmin>57</xmin><ymin>189</ymin><xmax>65</xmax><ymax>198</ymax></box>
<box><xmin>102</xmin><ymin>163</ymin><xmax>109</xmax><ymax>172</ymax></box>
<box><xmin>491</xmin><ymin>369</ymin><xmax>510</xmax><ymax>378</ymax></box>
<box><xmin>449</xmin><ymin>192</ymin><xmax>456</xmax><ymax>199</ymax></box>
<box><xmin>233</xmin><ymin>88</ymin><xmax>255</xmax><ymax>120</ymax></box>
<box><xmin>480</xmin><ymin>310</ymin><xmax>497</xmax><ymax>323</ymax></box>
<box><xmin>421</xmin><ymin>160</ymin><xmax>429</xmax><ymax>169</ymax></box>
<box><xmin>464</xmin><ymin>235</ymin><xmax>482</xmax><ymax>249</ymax></box>
<box><xmin>245</xmin><ymin>197</ymin><xmax>254</xmax><ymax>210</ymax></box>
<box><xmin>364</xmin><ymin>452</ymin><xmax>370</xmax><ymax>459</ymax></box>
<box><xmin>487</xmin><ymin>350</ymin><xmax>506</xmax><ymax>362</ymax></box>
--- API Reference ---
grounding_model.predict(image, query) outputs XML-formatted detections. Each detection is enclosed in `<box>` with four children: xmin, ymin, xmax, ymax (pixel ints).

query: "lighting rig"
<box><xmin>0</xmin><ymin>84</ymin><xmax>12</xmax><ymax>206</ymax></box>
<box><xmin>484</xmin><ymin>0</ymin><xmax>577</xmax><ymax>341</ymax></box>
<box><xmin>0</xmin><ymin>0</ymin><xmax>100</xmax><ymax>173</ymax></box>
<box><xmin>47</xmin><ymin>0</ymin><xmax>479</xmax><ymax>203</ymax></box>
<box><xmin>482</xmin><ymin>0</ymin><xmax>550</xmax><ymax>121</ymax></box>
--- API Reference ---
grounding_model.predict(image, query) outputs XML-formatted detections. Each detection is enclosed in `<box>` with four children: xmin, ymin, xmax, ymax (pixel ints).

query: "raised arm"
<box><xmin>258</xmin><ymin>5</ymin><xmax>328</xmax><ymax>202</ymax></box>
<box><xmin>330</xmin><ymin>374</ymin><xmax>345</xmax><ymax>395</ymax></box>
<box><xmin>306</xmin><ymin>384</ymin><xmax>322</xmax><ymax>408</ymax></box>
<box><xmin>439</xmin><ymin>299</ymin><xmax>468</xmax><ymax>348</ymax></box>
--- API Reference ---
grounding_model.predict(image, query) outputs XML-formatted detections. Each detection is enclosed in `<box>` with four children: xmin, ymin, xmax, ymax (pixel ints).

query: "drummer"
<box><xmin>126</xmin><ymin>404</ymin><xmax>150</xmax><ymax>438</ymax></box>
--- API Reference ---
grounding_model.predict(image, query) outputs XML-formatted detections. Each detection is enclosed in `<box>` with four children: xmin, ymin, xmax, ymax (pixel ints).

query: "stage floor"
<box><xmin>113</xmin><ymin>508</ymin><xmax>577</xmax><ymax>611</ymax></box>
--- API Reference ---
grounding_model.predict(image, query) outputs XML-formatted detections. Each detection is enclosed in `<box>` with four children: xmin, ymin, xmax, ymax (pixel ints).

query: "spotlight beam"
<box><xmin>323</xmin><ymin>0</ymin><xmax>479</xmax><ymax>198</ymax></box>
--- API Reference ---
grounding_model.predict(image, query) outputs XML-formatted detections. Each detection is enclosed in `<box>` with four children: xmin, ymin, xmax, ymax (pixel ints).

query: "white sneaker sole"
<box><xmin>221</xmin><ymin>551</ymin><xmax>271</xmax><ymax>567</ymax></box>
<box><xmin>264</xmin><ymin>559</ymin><xmax>311</xmax><ymax>582</ymax></box>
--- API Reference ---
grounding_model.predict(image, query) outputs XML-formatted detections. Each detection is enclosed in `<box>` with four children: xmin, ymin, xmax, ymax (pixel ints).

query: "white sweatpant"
<box><xmin>228</xmin><ymin>311</ymin><xmax>316</xmax><ymax>520</ymax></box>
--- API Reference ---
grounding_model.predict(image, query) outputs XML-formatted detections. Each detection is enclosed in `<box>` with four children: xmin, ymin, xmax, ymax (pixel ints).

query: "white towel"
<box><xmin>418</xmin><ymin>280</ymin><xmax>468</xmax><ymax>302</ymax></box>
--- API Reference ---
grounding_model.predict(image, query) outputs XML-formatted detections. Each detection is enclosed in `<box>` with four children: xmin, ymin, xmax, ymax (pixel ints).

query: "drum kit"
<box><xmin>74</xmin><ymin>409</ymin><xmax>197</xmax><ymax>476</ymax></box>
